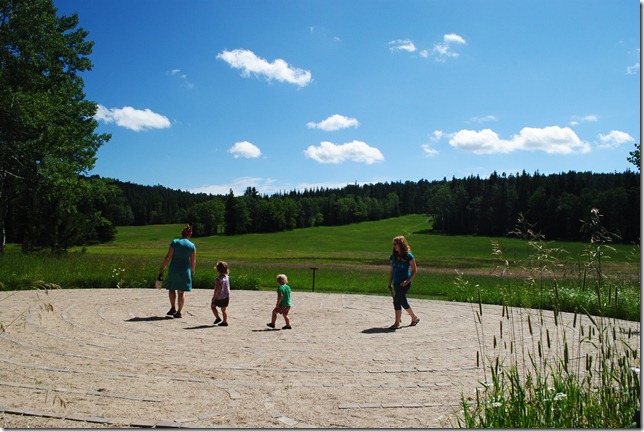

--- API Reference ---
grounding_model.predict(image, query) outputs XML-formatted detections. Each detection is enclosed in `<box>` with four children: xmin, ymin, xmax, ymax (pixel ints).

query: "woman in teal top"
<box><xmin>387</xmin><ymin>235</ymin><xmax>420</xmax><ymax>329</ymax></box>
<box><xmin>159</xmin><ymin>225</ymin><xmax>196</xmax><ymax>318</ymax></box>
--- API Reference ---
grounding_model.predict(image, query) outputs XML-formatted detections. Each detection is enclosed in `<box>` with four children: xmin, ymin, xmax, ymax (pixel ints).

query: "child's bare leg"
<box><xmin>221</xmin><ymin>307</ymin><xmax>227</xmax><ymax>323</ymax></box>
<box><xmin>211</xmin><ymin>304</ymin><xmax>220</xmax><ymax>319</ymax></box>
<box><xmin>283</xmin><ymin>312</ymin><xmax>290</xmax><ymax>327</ymax></box>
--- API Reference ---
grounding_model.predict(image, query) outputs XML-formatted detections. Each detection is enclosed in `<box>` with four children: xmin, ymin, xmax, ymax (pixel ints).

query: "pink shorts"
<box><xmin>273</xmin><ymin>306</ymin><xmax>291</xmax><ymax>315</ymax></box>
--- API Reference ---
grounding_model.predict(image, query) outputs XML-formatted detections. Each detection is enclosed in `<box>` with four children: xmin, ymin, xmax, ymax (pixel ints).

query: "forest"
<box><xmin>6</xmin><ymin>169</ymin><xmax>637</xmax><ymax>249</ymax></box>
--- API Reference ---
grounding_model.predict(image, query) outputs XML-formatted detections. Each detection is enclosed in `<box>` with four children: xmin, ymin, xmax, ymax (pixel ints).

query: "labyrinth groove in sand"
<box><xmin>0</xmin><ymin>288</ymin><xmax>637</xmax><ymax>428</ymax></box>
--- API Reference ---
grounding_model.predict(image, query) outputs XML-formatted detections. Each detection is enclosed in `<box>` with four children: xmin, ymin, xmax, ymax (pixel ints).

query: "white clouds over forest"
<box><xmin>305</xmin><ymin>140</ymin><xmax>384</xmax><ymax>164</ymax></box>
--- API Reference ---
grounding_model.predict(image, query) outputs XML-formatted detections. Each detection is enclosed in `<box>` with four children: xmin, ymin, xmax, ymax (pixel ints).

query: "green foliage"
<box><xmin>0</xmin><ymin>0</ymin><xmax>112</xmax><ymax>251</ymax></box>
<box><xmin>627</xmin><ymin>142</ymin><xmax>640</xmax><ymax>172</ymax></box>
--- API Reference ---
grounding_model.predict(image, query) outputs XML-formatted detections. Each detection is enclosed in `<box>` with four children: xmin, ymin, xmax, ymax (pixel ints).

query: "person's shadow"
<box><xmin>126</xmin><ymin>316</ymin><xmax>171</xmax><ymax>322</ymax></box>
<box><xmin>184</xmin><ymin>324</ymin><xmax>215</xmax><ymax>330</ymax></box>
<box><xmin>361</xmin><ymin>326</ymin><xmax>398</xmax><ymax>334</ymax></box>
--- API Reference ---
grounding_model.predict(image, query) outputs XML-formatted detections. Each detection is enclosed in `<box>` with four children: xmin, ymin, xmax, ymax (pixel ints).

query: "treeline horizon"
<box><xmin>104</xmin><ymin>169</ymin><xmax>639</xmax><ymax>243</ymax></box>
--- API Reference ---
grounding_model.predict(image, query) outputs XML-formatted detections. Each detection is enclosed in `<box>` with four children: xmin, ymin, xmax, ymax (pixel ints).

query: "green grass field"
<box><xmin>0</xmin><ymin>214</ymin><xmax>639</xmax><ymax>320</ymax></box>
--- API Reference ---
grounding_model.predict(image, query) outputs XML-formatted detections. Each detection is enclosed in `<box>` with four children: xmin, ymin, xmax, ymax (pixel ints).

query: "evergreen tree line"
<box><xmin>105</xmin><ymin>170</ymin><xmax>644</xmax><ymax>243</ymax></box>
<box><xmin>3</xmin><ymin>170</ymin><xmax>639</xmax><ymax>249</ymax></box>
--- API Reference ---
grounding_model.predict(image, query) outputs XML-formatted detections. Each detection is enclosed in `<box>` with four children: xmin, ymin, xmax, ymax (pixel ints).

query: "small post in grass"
<box><xmin>310</xmin><ymin>266</ymin><xmax>319</xmax><ymax>292</ymax></box>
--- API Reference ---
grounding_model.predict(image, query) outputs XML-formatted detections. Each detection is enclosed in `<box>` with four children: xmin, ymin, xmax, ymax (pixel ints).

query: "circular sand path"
<box><xmin>0</xmin><ymin>288</ymin><xmax>639</xmax><ymax>428</ymax></box>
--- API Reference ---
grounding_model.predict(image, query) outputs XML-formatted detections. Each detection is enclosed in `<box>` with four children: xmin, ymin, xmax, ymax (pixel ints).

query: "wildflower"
<box><xmin>553</xmin><ymin>393</ymin><xmax>566</xmax><ymax>401</ymax></box>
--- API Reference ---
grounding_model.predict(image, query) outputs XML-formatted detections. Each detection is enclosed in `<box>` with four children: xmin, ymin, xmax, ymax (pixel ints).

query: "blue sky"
<box><xmin>55</xmin><ymin>0</ymin><xmax>640</xmax><ymax>196</ymax></box>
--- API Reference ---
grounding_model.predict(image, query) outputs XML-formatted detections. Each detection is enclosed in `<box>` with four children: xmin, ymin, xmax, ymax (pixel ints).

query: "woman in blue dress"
<box><xmin>387</xmin><ymin>235</ymin><xmax>420</xmax><ymax>329</ymax></box>
<box><xmin>159</xmin><ymin>225</ymin><xmax>196</xmax><ymax>318</ymax></box>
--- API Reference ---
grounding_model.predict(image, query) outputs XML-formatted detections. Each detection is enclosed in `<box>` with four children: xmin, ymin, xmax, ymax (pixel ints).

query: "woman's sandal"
<box><xmin>410</xmin><ymin>317</ymin><xmax>420</xmax><ymax>326</ymax></box>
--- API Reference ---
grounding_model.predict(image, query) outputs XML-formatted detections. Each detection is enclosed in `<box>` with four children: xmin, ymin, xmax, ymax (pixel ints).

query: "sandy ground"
<box><xmin>0</xmin><ymin>288</ymin><xmax>639</xmax><ymax>429</ymax></box>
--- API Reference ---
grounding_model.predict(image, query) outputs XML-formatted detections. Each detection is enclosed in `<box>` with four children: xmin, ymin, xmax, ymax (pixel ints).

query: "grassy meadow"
<box><xmin>0</xmin><ymin>214</ymin><xmax>640</xmax><ymax>320</ymax></box>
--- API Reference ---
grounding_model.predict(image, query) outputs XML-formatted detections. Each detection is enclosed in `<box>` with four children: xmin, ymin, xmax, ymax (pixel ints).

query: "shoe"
<box><xmin>218</xmin><ymin>322</ymin><xmax>228</xmax><ymax>326</ymax></box>
<box><xmin>213</xmin><ymin>318</ymin><xmax>222</xmax><ymax>325</ymax></box>
<box><xmin>282</xmin><ymin>325</ymin><xmax>292</xmax><ymax>330</ymax></box>
<box><xmin>173</xmin><ymin>311</ymin><xmax>182</xmax><ymax>318</ymax></box>
<box><xmin>166</xmin><ymin>308</ymin><xmax>176</xmax><ymax>316</ymax></box>
<box><xmin>410</xmin><ymin>317</ymin><xmax>420</xmax><ymax>327</ymax></box>
<box><xmin>389</xmin><ymin>323</ymin><xmax>401</xmax><ymax>329</ymax></box>
<box><xmin>266</xmin><ymin>323</ymin><xmax>275</xmax><ymax>328</ymax></box>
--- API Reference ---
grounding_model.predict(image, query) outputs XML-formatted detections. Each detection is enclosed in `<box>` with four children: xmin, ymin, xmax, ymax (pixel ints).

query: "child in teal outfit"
<box><xmin>267</xmin><ymin>274</ymin><xmax>291</xmax><ymax>330</ymax></box>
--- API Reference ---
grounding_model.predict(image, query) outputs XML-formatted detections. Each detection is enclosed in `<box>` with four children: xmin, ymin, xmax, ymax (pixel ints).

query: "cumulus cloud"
<box><xmin>597</xmin><ymin>130</ymin><xmax>635</xmax><ymax>149</ymax></box>
<box><xmin>217</xmin><ymin>48</ymin><xmax>312</xmax><ymax>87</ymax></box>
<box><xmin>307</xmin><ymin>114</ymin><xmax>360</xmax><ymax>131</ymax></box>
<box><xmin>228</xmin><ymin>141</ymin><xmax>262</xmax><ymax>158</ymax></box>
<box><xmin>389</xmin><ymin>39</ymin><xmax>417</xmax><ymax>53</ymax></box>
<box><xmin>432</xmin><ymin>33</ymin><xmax>466</xmax><ymax>61</ymax></box>
<box><xmin>304</xmin><ymin>140</ymin><xmax>384</xmax><ymax>164</ymax></box>
<box><xmin>449</xmin><ymin>126</ymin><xmax>591</xmax><ymax>155</ymax></box>
<box><xmin>94</xmin><ymin>105</ymin><xmax>171</xmax><ymax>132</ymax></box>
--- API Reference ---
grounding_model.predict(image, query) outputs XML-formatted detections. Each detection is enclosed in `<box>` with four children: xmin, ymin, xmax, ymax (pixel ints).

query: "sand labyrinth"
<box><xmin>0</xmin><ymin>288</ymin><xmax>639</xmax><ymax>428</ymax></box>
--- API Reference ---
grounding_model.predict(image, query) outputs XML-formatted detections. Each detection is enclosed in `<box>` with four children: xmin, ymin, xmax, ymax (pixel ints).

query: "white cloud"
<box><xmin>569</xmin><ymin>114</ymin><xmax>599</xmax><ymax>126</ymax></box>
<box><xmin>449</xmin><ymin>126</ymin><xmax>591</xmax><ymax>155</ymax></box>
<box><xmin>626</xmin><ymin>48</ymin><xmax>640</xmax><ymax>75</ymax></box>
<box><xmin>304</xmin><ymin>140</ymin><xmax>384</xmax><ymax>164</ymax></box>
<box><xmin>430</xmin><ymin>130</ymin><xmax>444</xmax><ymax>142</ymax></box>
<box><xmin>189</xmin><ymin>177</ymin><xmax>382</xmax><ymax>196</ymax></box>
<box><xmin>389</xmin><ymin>39</ymin><xmax>417</xmax><ymax>53</ymax></box>
<box><xmin>597</xmin><ymin>130</ymin><xmax>635</xmax><ymax>149</ymax></box>
<box><xmin>217</xmin><ymin>48</ymin><xmax>312</xmax><ymax>87</ymax></box>
<box><xmin>228</xmin><ymin>141</ymin><xmax>262</xmax><ymax>158</ymax></box>
<box><xmin>470</xmin><ymin>115</ymin><xmax>497</xmax><ymax>124</ymax></box>
<box><xmin>94</xmin><ymin>105</ymin><xmax>171</xmax><ymax>132</ymax></box>
<box><xmin>168</xmin><ymin>68</ymin><xmax>194</xmax><ymax>89</ymax></box>
<box><xmin>422</xmin><ymin>144</ymin><xmax>439</xmax><ymax>157</ymax></box>
<box><xmin>432</xmin><ymin>33</ymin><xmax>466</xmax><ymax>61</ymax></box>
<box><xmin>307</xmin><ymin>114</ymin><xmax>360</xmax><ymax>131</ymax></box>
<box><xmin>189</xmin><ymin>177</ymin><xmax>277</xmax><ymax>196</ymax></box>
<box><xmin>626</xmin><ymin>62</ymin><xmax>640</xmax><ymax>75</ymax></box>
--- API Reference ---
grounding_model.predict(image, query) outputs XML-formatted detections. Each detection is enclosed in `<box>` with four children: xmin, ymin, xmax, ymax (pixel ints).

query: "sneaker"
<box><xmin>218</xmin><ymin>322</ymin><xmax>228</xmax><ymax>327</ymax></box>
<box><xmin>173</xmin><ymin>311</ymin><xmax>182</xmax><ymax>319</ymax></box>
<box><xmin>213</xmin><ymin>318</ymin><xmax>222</xmax><ymax>325</ymax></box>
<box><xmin>282</xmin><ymin>325</ymin><xmax>292</xmax><ymax>330</ymax></box>
<box><xmin>166</xmin><ymin>308</ymin><xmax>176</xmax><ymax>316</ymax></box>
<box><xmin>266</xmin><ymin>323</ymin><xmax>275</xmax><ymax>328</ymax></box>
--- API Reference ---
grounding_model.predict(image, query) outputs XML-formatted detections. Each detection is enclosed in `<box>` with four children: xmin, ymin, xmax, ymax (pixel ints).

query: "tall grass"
<box><xmin>453</xmin><ymin>210</ymin><xmax>641</xmax><ymax>428</ymax></box>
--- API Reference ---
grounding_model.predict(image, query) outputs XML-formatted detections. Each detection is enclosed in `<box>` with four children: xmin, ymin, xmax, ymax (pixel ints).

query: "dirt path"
<box><xmin>0</xmin><ymin>288</ymin><xmax>639</xmax><ymax>428</ymax></box>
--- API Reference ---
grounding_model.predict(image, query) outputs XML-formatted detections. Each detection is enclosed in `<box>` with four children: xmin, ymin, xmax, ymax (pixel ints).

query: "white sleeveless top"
<box><xmin>215</xmin><ymin>274</ymin><xmax>230</xmax><ymax>299</ymax></box>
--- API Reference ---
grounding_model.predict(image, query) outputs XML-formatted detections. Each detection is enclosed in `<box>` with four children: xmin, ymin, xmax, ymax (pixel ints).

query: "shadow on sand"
<box><xmin>126</xmin><ymin>316</ymin><xmax>171</xmax><ymax>322</ymax></box>
<box><xmin>361</xmin><ymin>326</ymin><xmax>398</xmax><ymax>334</ymax></box>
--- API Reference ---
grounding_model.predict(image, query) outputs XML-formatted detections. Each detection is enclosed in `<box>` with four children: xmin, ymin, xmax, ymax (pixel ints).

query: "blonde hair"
<box><xmin>392</xmin><ymin>235</ymin><xmax>411</xmax><ymax>257</ymax></box>
<box><xmin>276</xmin><ymin>274</ymin><xmax>288</xmax><ymax>285</ymax></box>
<box><xmin>215</xmin><ymin>261</ymin><xmax>228</xmax><ymax>274</ymax></box>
